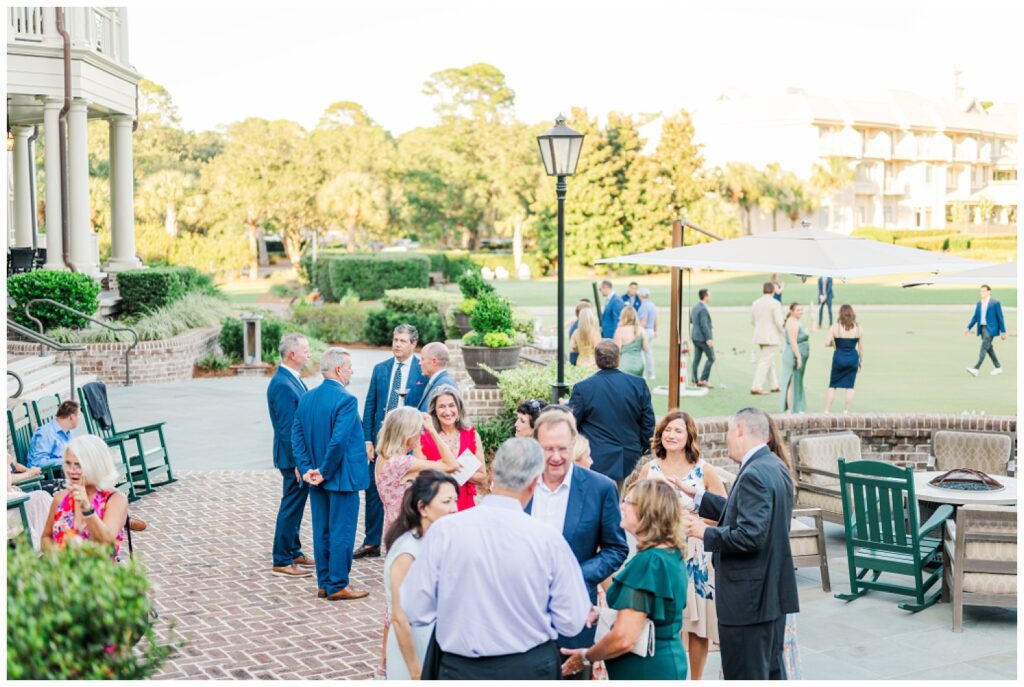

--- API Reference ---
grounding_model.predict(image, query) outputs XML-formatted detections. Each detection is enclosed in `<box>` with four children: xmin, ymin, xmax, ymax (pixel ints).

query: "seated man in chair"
<box><xmin>27</xmin><ymin>400</ymin><xmax>79</xmax><ymax>471</ymax></box>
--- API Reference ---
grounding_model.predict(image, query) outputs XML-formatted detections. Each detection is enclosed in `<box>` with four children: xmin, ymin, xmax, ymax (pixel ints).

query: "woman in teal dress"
<box><xmin>614</xmin><ymin>305</ymin><xmax>648</xmax><ymax>377</ymax></box>
<box><xmin>560</xmin><ymin>480</ymin><xmax>688</xmax><ymax>680</ymax></box>
<box><xmin>780</xmin><ymin>303</ymin><xmax>810</xmax><ymax>413</ymax></box>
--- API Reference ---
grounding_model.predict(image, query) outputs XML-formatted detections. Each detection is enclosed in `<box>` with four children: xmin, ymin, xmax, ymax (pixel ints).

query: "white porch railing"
<box><xmin>8</xmin><ymin>6</ymin><xmax>128</xmax><ymax>66</ymax></box>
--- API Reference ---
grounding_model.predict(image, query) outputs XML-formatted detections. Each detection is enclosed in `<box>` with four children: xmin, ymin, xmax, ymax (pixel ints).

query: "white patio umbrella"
<box><xmin>597</xmin><ymin>227</ymin><xmax>990</xmax><ymax>279</ymax></box>
<box><xmin>901</xmin><ymin>261</ymin><xmax>1017</xmax><ymax>287</ymax></box>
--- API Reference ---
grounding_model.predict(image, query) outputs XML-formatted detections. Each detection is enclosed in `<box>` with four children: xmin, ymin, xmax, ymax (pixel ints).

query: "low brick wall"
<box><xmin>7</xmin><ymin>327</ymin><xmax>221</xmax><ymax>385</ymax></box>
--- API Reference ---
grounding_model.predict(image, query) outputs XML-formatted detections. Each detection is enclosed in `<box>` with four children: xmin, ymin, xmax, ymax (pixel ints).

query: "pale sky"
<box><xmin>129</xmin><ymin>1</ymin><xmax>1022</xmax><ymax>135</ymax></box>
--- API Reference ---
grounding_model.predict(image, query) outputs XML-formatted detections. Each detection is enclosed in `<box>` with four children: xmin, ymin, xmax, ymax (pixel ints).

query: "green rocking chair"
<box><xmin>835</xmin><ymin>459</ymin><xmax>952</xmax><ymax>612</ymax></box>
<box><xmin>6</xmin><ymin>402</ymin><xmax>61</xmax><ymax>480</ymax></box>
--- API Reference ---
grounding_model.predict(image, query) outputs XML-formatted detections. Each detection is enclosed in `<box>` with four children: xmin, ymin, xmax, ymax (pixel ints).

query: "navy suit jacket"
<box><xmin>292</xmin><ymin>379</ymin><xmax>369</xmax><ymax>493</ymax></box>
<box><xmin>600</xmin><ymin>295</ymin><xmax>625</xmax><ymax>339</ymax></box>
<box><xmin>698</xmin><ymin>446</ymin><xmax>799</xmax><ymax>626</ymax></box>
<box><xmin>817</xmin><ymin>276</ymin><xmax>834</xmax><ymax>302</ymax></box>
<box><xmin>413</xmin><ymin>369</ymin><xmax>459</xmax><ymax>412</ymax></box>
<box><xmin>966</xmin><ymin>299</ymin><xmax>1006</xmax><ymax>337</ymax></box>
<box><xmin>362</xmin><ymin>356</ymin><xmax>424</xmax><ymax>445</ymax></box>
<box><xmin>621</xmin><ymin>293</ymin><xmax>642</xmax><ymax>311</ymax></box>
<box><xmin>526</xmin><ymin>466</ymin><xmax>629</xmax><ymax>648</ymax></box>
<box><xmin>568</xmin><ymin>369</ymin><xmax>655</xmax><ymax>482</ymax></box>
<box><xmin>267</xmin><ymin>366</ymin><xmax>306</xmax><ymax>469</ymax></box>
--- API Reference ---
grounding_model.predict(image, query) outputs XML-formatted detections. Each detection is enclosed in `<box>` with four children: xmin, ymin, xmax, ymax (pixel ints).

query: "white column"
<box><xmin>42</xmin><ymin>98</ymin><xmax>66</xmax><ymax>269</ymax></box>
<box><xmin>67</xmin><ymin>98</ymin><xmax>98</xmax><ymax>274</ymax></box>
<box><xmin>12</xmin><ymin>126</ymin><xmax>34</xmax><ymax>247</ymax></box>
<box><xmin>104</xmin><ymin>115</ymin><xmax>141</xmax><ymax>272</ymax></box>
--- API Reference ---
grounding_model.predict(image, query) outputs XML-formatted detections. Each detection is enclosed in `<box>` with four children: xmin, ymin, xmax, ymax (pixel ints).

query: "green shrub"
<box><xmin>44</xmin><ymin>294</ymin><xmax>232</xmax><ymax>344</ymax></box>
<box><xmin>298</xmin><ymin>253</ymin><xmax>314</xmax><ymax>287</ymax></box>
<box><xmin>493</xmin><ymin>362</ymin><xmax>592</xmax><ymax>412</ymax></box>
<box><xmin>462</xmin><ymin>330</ymin><xmax>483</xmax><ymax>346</ymax></box>
<box><xmin>270</xmin><ymin>282</ymin><xmax>304</xmax><ymax>299</ymax></box>
<box><xmin>196</xmin><ymin>352</ymin><xmax>232</xmax><ymax>371</ymax></box>
<box><xmin>482</xmin><ymin>331</ymin><xmax>515</xmax><ymax>348</ymax></box>
<box><xmin>314</xmin><ymin>258</ymin><xmax>337</xmax><ymax>302</ymax></box>
<box><xmin>7</xmin><ymin>271</ymin><xmax>101</xmax><ymax>330</ymax></box>
<box><xmin>363</xmin><ymin>309</ymin><xmax>444</xmax><ymax>347</ymax></box>
<box><xmin>469</xmin><ymin>292</ymin><xmax>514</xmax><ymax>336</ymax></box>
<box><xmin>458</xmin><ymin>273</ymin><xmax>495</xmax><ymax>299</ymax></box>
<box><xmin>382</xmin><ymin>288</ymin><xmax>461</xmax><ymax>317</ymax></box>
<box><xmin>328</xmin><ymin>254</ymin><xmax>431</xmax><ymax>301</ymax></box>
<box><xmin>512</xmin><ymin>307</ymin><xmax>536</xmax><ymax>340</ymax></box>
<box><xmin>290</xmin><ymin>302</ymin><xmax>370</xmax><ymax>343</ymax></box>
<box><xmin>476</xmin><ymin>410</ymin><xmax>516</xmax><ymax>457</ymax></box>
<box><xmin>457</xmin><ymin>298</ymin><xmax>478</xmax><ymax>315</ymax></box>
<box><xmin>116</xmin><ymin>266</ymin><xmax>214</xmax><ymax>314</ymax></box>
<box><xmin>220</xmin><ymin>315</ymin><xmax>286</xmax><ymax>363</ymax></box>
<box><xmin>6</xmin><ymin>541</ymin><xmax>178</xmax><ymax>679</ymax></box>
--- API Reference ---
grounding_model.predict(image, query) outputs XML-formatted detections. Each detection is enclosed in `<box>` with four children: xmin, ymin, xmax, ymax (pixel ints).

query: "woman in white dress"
<box><xmin>383</xmin><ymin>470</ymin><xmax>460</xmax><ymax>680</ymax></box>
<box><xmin>637</xmin><ymin>410</ymin><xmax>727</xmax><ymax>680</ymax></box>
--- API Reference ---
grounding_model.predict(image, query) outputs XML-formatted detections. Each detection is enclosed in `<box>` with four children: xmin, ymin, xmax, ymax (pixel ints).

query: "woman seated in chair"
<box><xmin>42</xmin><ymin>435</ymin><xmax>127</xmax><ymax>561</ymax></box>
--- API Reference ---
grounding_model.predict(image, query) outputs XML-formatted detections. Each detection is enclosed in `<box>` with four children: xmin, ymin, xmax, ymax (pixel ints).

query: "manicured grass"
<box><xmin>471</xmin><ymin>271</ymin><xmax>1018</xmax><ymax>308</ymax></box>
<box><xmin>532</xmin><ymin>310</ymin><xmax>1016</xmax><ymax>418</ymax></box>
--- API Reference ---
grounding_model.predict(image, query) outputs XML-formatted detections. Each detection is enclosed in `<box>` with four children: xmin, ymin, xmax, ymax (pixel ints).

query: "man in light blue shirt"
<box><xmin>27</xmin><ymin>400</ymin><xmax>80</xmax><ymax>469</ymax></box>
<box><xmin>401</xmin><ymin>437</ymin><xmax>591</xmax><ymax>680</ymax></box>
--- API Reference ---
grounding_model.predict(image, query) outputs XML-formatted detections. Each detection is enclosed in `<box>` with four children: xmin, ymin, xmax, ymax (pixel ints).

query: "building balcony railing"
<box><xmin>8</xmin><ymin>6</ymin><xmax>128</xmax><ymax>67</ymax></box>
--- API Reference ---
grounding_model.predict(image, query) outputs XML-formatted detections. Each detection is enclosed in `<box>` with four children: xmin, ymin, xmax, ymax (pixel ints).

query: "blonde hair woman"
<box><xmin>561</xmin><ymin>479</ymin><xmax>689</xmax><ymax>679</ymax></box>
<box><xmin>571</xmin><ymin>307</ymin><xmax>601</xmax><ymax>369</ymax></box>
<box><xmin>614</xmin><ymin>305</ymin><xmax>648</xmax><ymax>377</ymax></box>
<box><xmin>42</xmin><ymin>435</ymin><xmax>127</xmax><ymax>560</ymax></box>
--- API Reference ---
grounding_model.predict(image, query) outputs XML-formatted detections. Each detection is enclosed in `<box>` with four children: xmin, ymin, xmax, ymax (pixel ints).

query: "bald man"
<box><xmin>414</xmin><ymin>342</ymin><xmax>459</xmax><ymax>411</ymax></box>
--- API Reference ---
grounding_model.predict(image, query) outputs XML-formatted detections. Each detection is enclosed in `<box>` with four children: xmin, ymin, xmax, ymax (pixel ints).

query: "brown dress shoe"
<box><xmin>293</xmin><ymin>555</ymin><xmax>315</xmax><ymax>568</ymax></box>
<box><xmin>271</xmin><ymin>564</ymin><xmax>312</xmax><ymax>578</ymax></box>
<box><xmin>352</xmin><ymin>544</ymin><xmax>381</xmax><ymax>559</ymax></box>
<box><xmin>128</xmin><ymin>517</ymin><xmax>148</xmax><ymax>532</ymax></box>
<box><xmin>750</xmin><ymin>389</ymin><xmax>769</xmax><ymax>395</ymax></box>
<box><xmin>769</xmin><ymin>387</ymin><xmax>781</xmax><ymax>393</ymax></box>
<box><xmin>317</xmin><ymin>588</ymin><xmax>327</xmax><ymax>598</ymax></box>
<box><xmin>326</xmin><ymin>587</ymin><xmax>369</xmax><ymax>601</ymax></box>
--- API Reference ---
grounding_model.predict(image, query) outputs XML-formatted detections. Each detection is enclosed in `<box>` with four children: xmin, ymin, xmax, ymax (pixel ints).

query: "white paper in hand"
<box><xmin>453</xmin><ymin>449</ymin><xmax>482</xmax><ymax>486</ymax></box>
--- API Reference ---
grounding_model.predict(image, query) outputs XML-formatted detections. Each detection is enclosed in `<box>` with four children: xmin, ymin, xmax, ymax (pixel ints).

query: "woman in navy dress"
<box><xmin>824</xmin><ymin>304</ymin><xmax>864</xmax><ymax>413</ymax></box>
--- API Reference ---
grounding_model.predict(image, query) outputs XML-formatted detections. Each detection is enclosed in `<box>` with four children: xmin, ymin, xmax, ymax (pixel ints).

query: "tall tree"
<box><xmin>811</xmin><ymin>156</ymin><xmax>855</xmax><ymax>230</ymax></box>
<box><xmin>718</xmin><ymin>162</ymin><xmax>763</xmax><ymax>235</ymax></box>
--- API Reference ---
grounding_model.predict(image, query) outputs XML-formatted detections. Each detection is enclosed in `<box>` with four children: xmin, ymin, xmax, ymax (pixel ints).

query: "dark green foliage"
<box><xmin>314</xmin><ymin>258</ymin><xmax>337</xmax><ymax>302</ymax></box>
<box><xmin>328</xmin><ymin>254</ymin><xmax>430</xmax><ymax>301</ymax></box>
<box><xmin>7</xmin><ymin>271</ymin><xmax>101</xmax><ymax>330</ymax></box>
<box><xmin>475</xmin><ymin>410</ymin><xmax>515</xmax><ymax>458</ymax></box>
<box><xmin>219</xmin><ymin>315</ymin><xmax>285</xmax><ymax>363</ymax></box>
<box><xmin>195</xmin><ymin>352</ymin><xmax>232</xmax><ymax>371</ymax></box>
<box><xmin>290</xmin><ymin>302</ymin><xmax>369</xmax><ymax>343</ymax></box>
<box><xmin>458</xmin><ymin>272</ymin><xmax>495</xmax><ymax>299</ymax></box>
<box><xmin>363</xmin><ymin>309</ymin><xmax>444</xmax><ymax>347</ymax></box>
<box><xmin>426</xmin><ymin>251</ymin><xmax>477</xmax><ymax>282</ymax></box>
<box><xmin>298</xmin><ymin>254</ymin><xmax>314</xmax><ymax>287</ymax></box>
<box><xmin>382</xmin><ymin>288</ymin><xmax>460</xmax><ymax>317</ymax></box>
<box><xmin>117</xmin><ymin>266</ymin><xmax>216</xmax><ymax>314</ymax></box>
<box><xmin>469</xmin><ymin>292</ymin><xmax>514</xmax><ymax>335</ymax></box>
<box><xmin>6</xmin><ymin>541</ymin><xmax>178</xmax><ymax>679</ymax></box>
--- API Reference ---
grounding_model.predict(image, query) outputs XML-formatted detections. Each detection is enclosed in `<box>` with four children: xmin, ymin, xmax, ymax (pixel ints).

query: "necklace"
<box><xmin>440</xmin><ymin>429</ymin><xmax>460</xmax><ymax>454</ymax></box>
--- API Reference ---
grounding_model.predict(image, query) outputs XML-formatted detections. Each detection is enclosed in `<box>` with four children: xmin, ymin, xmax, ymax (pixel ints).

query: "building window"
<box><xmin>856</xmin><ymin>163</ymin><xmax>874</xmax><ymax>183</ymax></box>
<box><xmin>946</xmin><ymin>167</ymin><xmax>958</xmax><ymax>190</ymax></box>
<box><xmin>993</xmin><ymin>169</ymin><xmax>1017</xmax><ymax>181</ymax></box>
<box><xmin>884</xmin><ymin>205</ymin><xmax>895</xmax><ymax>225</ymax></box>
<box><xmin>925</xmin><ymin>166</ymin><xmax>933</xmax><ymax>184</ymax></box>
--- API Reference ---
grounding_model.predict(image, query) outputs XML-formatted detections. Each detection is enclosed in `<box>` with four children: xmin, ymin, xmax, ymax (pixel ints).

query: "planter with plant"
<box><xmin>461</xmin><ymin>292</ymin><xmax>522</xmax><ymax>388</ymax></box>
<box><xmin>454</xmin><ymin>273</ymin><xmax>495</xmax><ymax>336</ymax></box>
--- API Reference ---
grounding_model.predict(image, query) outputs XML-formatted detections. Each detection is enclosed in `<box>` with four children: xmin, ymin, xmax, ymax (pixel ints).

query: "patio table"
<box><xmin>913</xmin><ymin>472</ymin><xmax>1017</xmax><ymax>507</ymax></box>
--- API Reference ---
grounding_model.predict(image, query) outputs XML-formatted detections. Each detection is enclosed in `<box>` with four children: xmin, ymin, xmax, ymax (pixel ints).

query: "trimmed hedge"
<box><xmin>329</xmin><ymin>254</ymin><xmax>430</xmax><ymax>301</ymax></box>
<box><xmin>219</xmin><ymin>315</ymin><xmax>285</xmax><ymax>363</ymax></box>
<box><xmin>7</xmin><ymin>270</ymin><xmax>101</xmax><ymax>330</ymax></box>
<box><xmin>117</xmin><ymin>266</ymin><xmax>214</xmax><ymax>314</ymax></box>
<box><xmin>290</xmin><ymin>302</ymin><xmax>371</xmax><ymax>343</ymax></box>
<box><xmin>424</xmin><ymin>251</ymin><xmax>477</xmax><ymax>282</ymax></box>
<box><xmin>363</xmin><ymin>309</ymin><xmax>444</xmax><ymax>347</ymax></box>
<box><xmin>382</xmin><ymin>288</ymin><xmax>460</xmax><ymax>317</ymax></box>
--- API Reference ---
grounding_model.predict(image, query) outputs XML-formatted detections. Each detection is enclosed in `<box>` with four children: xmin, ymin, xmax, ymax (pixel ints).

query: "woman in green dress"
<box><xmin>780</xmin><ymin>303</ymin><xmax>810</xmax><ymax>413</ymax></box>
<box><xmin>614</xmin><ymin>305</ymin><xmax>648</xmax><ymax>377</ymax></box>
<box><xmin>560</xmin><ymin>479</ymin><xmax>688</xmax><ymax>680</ymax></box>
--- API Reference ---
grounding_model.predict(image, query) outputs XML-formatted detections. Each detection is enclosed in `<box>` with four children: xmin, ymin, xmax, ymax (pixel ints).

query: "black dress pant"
<box><xmin>437</xmin><ymin>640</ymin><xmax>560</xmax><ymax>680</ymax></box>
<box><xmin>719</xmin><ymin>615</ymin><xmax>787</xmax><ymax>680</ymax></box>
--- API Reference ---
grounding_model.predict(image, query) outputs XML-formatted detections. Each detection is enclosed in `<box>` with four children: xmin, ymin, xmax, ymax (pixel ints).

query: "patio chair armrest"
<box><xmin>14</xmin><ymin>476</ymin><xmax>43</xmax><ymax>492</ymax></box>
<box><xmin>926</xmin><ymin>455</ymin><xmax>936</xmax><ymax>470</ymax></box>
<box><xmin>792</xmin><ymin>507</ymin><xmax>823</xmax><ymax>519</ymax></box>
<box><xmin>123</xmin><ymin>422</ymin><xmax>166</xmax><ymax>436</ymax></box>
<box><xmin>918</xmin><ymin>504</ymin><xmax>954</xmax><ymax>537</ymax></box>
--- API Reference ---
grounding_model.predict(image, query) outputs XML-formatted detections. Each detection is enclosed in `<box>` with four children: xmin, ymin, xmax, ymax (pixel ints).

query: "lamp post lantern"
<box><xmin>537</xmin><ymin>114</ymin><xmax>585</xmax><ymax>403</ymax></box>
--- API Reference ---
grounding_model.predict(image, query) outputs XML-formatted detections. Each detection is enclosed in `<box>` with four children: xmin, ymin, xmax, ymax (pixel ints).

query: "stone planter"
<box><xmin>461</xmin><ymin>345</ymin><xmax>521</xmax><ymax>388</ymax></box>
<box><xmin>454</xmin><ymin>311</ymin><xmax>473</xmax><ymax>335</ymax></box>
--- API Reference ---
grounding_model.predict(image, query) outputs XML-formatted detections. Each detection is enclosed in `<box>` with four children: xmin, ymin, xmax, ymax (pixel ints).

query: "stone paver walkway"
<box><xmin>131</xmin><ymin>470</ymin><xmax>1016</xmax><ymax>680</ymax></box>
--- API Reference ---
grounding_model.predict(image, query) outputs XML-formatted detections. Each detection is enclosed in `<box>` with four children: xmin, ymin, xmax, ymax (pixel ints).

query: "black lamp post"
<box><xmin>537</xmin><ymin>114</ymin><xmax>584</xmax><ymax>403</ymax></box>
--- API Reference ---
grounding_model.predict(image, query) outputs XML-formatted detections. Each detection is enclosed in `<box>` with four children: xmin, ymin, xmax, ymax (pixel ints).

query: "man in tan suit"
<box><xmin>750</xmin><ymin>281</ymin><xmax>784</xmax><ymax>395</ymax></box>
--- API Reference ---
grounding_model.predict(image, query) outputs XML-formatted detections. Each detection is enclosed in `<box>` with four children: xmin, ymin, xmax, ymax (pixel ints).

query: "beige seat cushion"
<box><xmin>797</xmin><ymin>434</ymin><xmax>862</xmax><ymax>488</ymax></box>
<box><xmin>962</xmin><ymin>572</ymin><xmax>1017</xmax><ymax>595</ymax></box>
<box><xmin>789</xmin><ymin>518</ymin><xmax>820</xmax><ymax>556</ymax></box>
<box><xmin>933</xmin><ymin>431</ymin><xmax>1012</xmax><ymax>475</ymax></box>
<box><xmin>796</xmin><ymin>490</ymin><xmax>843</xmax><ymax>517</ymax></box>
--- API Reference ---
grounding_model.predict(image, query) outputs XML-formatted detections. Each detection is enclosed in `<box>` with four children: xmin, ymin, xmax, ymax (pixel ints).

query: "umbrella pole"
<box><xmin>669</xmin><ymin>219</ymin><xmax>683</xmax><ymax>409</ymax></box>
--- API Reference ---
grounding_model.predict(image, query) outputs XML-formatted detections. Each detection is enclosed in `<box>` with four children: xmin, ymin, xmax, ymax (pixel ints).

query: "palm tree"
<box><xmin>720</xmin><ymin>162</ymin><xmax>763</xmax><ymax>235</ymax></box>
<box><xmin>811</xmin><ymin>156</ymin><xmax>855</xmax><ymax>230</ymax></box>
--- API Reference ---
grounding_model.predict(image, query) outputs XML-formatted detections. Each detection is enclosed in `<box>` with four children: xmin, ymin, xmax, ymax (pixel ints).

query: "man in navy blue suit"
<box><xmin>413</xmin><ymin>342</ymin><xmax>459</xmax><ymax>412</ymax></box>
<box><xmin>292</xmin><ymin>347</ymin><xmax>370</xmax><ymax>600</ymax></box>
<box><xmin>964</xmin><ymin>284</ymin><xmax>1007</xmax><ymax>377</ymax></box>
<box><xmin>621</xmin><ymin>281</ymin><xmax>641</xmax><ymax>310</ymax></box>
<box><xmin>568</xmin><ymin>340</ymin><xmax>655</xmax><ymax>491</ymax></box>
<box><xmin>267</xmin><ymin>333</ymin><xmax>314</xmax><ymax>578</ymax></box>
<box><xmin>817</xmin><ymin>276</ymin><xmax>834</xmax><ymax>327</ymax></box>
<box><xmin>598</xmin><ymin>280</ymin><xmax>625</xmax><ymax>339</ymax></box>
<box><xmin>356</xmin><ymin>324</ymin><xmax>424</xmax><ymax>559</ymax></box>
<box><xmin>529</xmin><ymin>410</ymin><xmax>628</xmax><ymax>678</ymax></box>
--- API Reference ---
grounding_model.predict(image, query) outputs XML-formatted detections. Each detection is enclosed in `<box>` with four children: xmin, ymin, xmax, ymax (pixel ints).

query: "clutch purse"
<box><xmin>594</xmin><ymin>607</ymin><xmax>656</xmax><ymax>657</ymax></box>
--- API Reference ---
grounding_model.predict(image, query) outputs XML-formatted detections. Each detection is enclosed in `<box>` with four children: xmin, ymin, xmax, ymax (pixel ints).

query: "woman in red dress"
<box><xmin>419</xmin><ymin>385</ymin><xmax>487</xmax><ymax>510</ymax></box>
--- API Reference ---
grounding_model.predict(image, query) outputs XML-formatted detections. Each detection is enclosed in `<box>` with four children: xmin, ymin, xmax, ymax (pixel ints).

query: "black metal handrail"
<box><xmin>8</xmin><ymin>370</ymin><xmax>24</xmax><ymax>399</ymax></box>
<box><xmin>25</xmin><ymin>298</ymin><xmax>139</xmax><ymax>386</ymax></box>
<box><xmin>6</xmin><ymin>319</ymin><xmax>86</xmax><ymax>396</ymax></box>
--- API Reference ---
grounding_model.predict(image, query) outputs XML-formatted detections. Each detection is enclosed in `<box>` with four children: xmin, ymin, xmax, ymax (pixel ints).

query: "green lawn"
<box><xmin>472</xmin><ymin>271</ymin><xmax>1018</xmax><ymax>308</ymax></box>
<box><xmin>533</xmin><ymin>310</ymin><xmax>1017</xmax><ymax>418</ymax></box>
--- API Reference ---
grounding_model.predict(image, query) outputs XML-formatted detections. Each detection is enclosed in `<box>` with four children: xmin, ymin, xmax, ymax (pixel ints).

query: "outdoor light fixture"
<box><xmin>536</xmin><ymin>114</ymin><xmax>585</xmax><ymax>403</ymax></box>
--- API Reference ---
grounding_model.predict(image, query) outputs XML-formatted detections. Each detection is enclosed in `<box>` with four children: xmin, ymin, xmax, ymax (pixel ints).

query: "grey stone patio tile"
<box><xmin>887</xmin><ymin>661</ymin><xmax>1009</xmax><ymax>680</ymax></box>
<box><xmin>962</xmin><ymin>651</ymin><xmax>1018</xmax><ymax>679</ymax></box>
<box><xmin>799</xmin><ymin>649</ymin><xmax>889</xmax><ymax>680</ymax></box>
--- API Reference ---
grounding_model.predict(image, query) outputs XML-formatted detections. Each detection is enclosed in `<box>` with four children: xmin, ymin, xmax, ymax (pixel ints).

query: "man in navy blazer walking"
<box><xmin>293</xmin><ymin>347</ymin><xmax>370</xmax><ymax>600</ymax></box>
<box><xmin>268</xmin><ymin>333</ymin><xmax>314</xmax><ymax>577</ymax></box>
<box><xmin>568</xmin><ymin>340</ymin><xmax>655</xmax><ymax>491</ymax></box>
<box><xmin>529</xmin><ymin>410</ymin><xmax>628</xmax><ymax>678</ymax></box>
<box><xmin>598</xmin><ymin>280</ymin><xmax>625</xmax><ymax>339</ymax></box>
<box><xmin>413</xmin><ymin>342</ymin><xmax>459</xmax><ymax>411</ymax></box>
<box><xmin>356</xmin><ymin>324</ymin><xmax>424</xmax><ymax>559</ymax></box>
<box><xmin>817</xmin><ymin>276</ymin><xmax>834</xmax><ymax>327</ymax></box>
<box><xmin>964</xmin><ymin>284</ymin><xmax>1007</xmax><ymax>377</ymax></box>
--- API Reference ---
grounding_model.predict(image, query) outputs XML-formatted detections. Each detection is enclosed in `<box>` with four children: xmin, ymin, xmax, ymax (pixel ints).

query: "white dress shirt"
<box><xmin>531</xmin><ymin>463</ymin><xmax>574</xmax><ymax>533</ymax></box>
<box><xmin>694</xmin><ymin>443</ymin><xmax>767</xmax><ymax>507</ymax></box>
<box><xmin>980</xmin><ymin>298</ymin><xmax>989</xmax><ymax>326</ymax></box>
<box><xmin>281</xmin><ymin>363</ymin><xmax>303</xmax><ymax>384</ymax></box>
